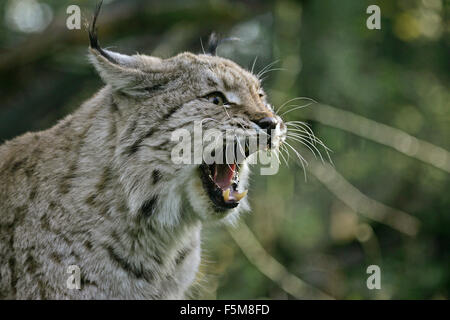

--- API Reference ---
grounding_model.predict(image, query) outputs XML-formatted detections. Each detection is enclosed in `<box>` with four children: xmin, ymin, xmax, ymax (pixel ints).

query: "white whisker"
<box><xmin>284</xmin><ymin>140</ymin><xmax>308</xmax><ymax>181</ymax></box>
<box><xmin>286</xmin><ymin>121</ymin><xmax>316</xmax><ymax>142</ymax></box>
<box><xmin>257</xmin><ymin>67</ymin><xmax>286</xmax><ymax>79</ymax></box>
<box><xmin>286</xmin><ymin>123</ymin><xmax>315</xmax><ymax>143</ymax></box>
<box><xmin>287</xmin><ymin>134</ymin><xmax>325</xmax><ymax>163</ymax></box>
<box><xmin>200</xmin><ymin>37</ymin><xmax>205</xmax><ymax>54</ymax></box>
<box><xmin>281</xmin><ymin>143</ymin><xmax>291</xmax><ymax>163</ymax></box>
<box><xmin>280</xmin><ymin>102</ymin><xmax>315</xmax><ymax>117</ymax></box>
<box><xmin>276</xmin><ymin>97</ymin><xmax>317</xmax><ymax>114</ymax></box>
<box><xmin>251</xmin><ymin>56</ymin><xmax>258</xmax><ymax>74</ymax></box>
<box><xmin>256</xmin><ymin>59</ymin><xmax>280</xmax><ymax>78</ymax></box>
<box><xmin>287</xmin><ymin>127</ymin><xmax>333</xmax><ymax>153</ymax></box>
<box><xmin>278</xmin><ymin>146</ymin><xmax>290</xmax><ymax>167</ymax></box>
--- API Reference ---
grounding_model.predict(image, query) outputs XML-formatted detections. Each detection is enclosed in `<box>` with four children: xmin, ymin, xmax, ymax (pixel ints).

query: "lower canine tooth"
<box><xmin>234</xmin><ymin>190</ymin><xmax>248</xmax><ymax>201</ymax></box>
<box><xmin>223</xmin><ymin>189</ymin><xmax>231</xmax><ymax>202</ymax></box>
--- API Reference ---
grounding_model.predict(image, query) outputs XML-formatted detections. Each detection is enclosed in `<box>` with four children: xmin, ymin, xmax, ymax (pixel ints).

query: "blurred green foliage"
<box><xmin>0</xmin><ymin>0</ymin><xmax>448</xmax><ymax>299</ymax></box>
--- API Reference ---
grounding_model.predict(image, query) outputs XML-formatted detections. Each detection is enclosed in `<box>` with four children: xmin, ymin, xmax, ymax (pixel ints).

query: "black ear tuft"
<box><xmin>88</xmin><ymin>0</ymin><xmax>102</xmax><ymax>50</ymax></box>
<box><xmin>88</xmin><ymin>0</ymin><xmax>115</xmax><ymax>63</ymax></box>
<box><xmin>88</xmin><ymin>0</ymin><xmax>104</xmax><ymax>52</ymax></box>
<box><xmin>206</xmin><ymin>32</ymin><xmax>220</xmax><ymax>56</ymax></box>
<box><xmin>205</xmin><ymin>32</ymin><xmax>240</xmax><ymax>56</ymax></box>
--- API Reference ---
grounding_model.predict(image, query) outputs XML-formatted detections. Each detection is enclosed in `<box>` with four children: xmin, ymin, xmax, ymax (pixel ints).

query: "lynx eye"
<box><xmin>205</xmin><ymin>92</ymin><xmax>228</xmax><ymax>106</ymax></box>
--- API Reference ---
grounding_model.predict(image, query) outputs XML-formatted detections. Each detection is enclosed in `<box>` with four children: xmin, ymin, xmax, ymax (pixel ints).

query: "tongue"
<box><xmin>214</xmin><ymin>164</ymin><xmax>235</xmax><ymax>189</ymax></box>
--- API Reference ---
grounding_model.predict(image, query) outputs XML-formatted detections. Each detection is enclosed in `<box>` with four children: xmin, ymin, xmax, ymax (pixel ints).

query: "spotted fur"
<box><xmin>0</xmin><ymin>11</ymin><xmax>286</xmax><ymax>299</ymax></box>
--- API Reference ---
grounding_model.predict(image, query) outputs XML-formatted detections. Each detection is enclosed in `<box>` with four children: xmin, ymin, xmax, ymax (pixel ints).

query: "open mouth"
<box><xmin>199</xmin><ymin>151</ymin><xmax>248</xmax><ymax>212</ymax></box>
<box><xmin>198</xmin><ymin>132</ymin><xmax>276</xmax><ymax>212</ymax></box>
<box><xmin>199</xmin><ymin>162</ymin><xmax>248</xmax><ymax>212</ymax></box>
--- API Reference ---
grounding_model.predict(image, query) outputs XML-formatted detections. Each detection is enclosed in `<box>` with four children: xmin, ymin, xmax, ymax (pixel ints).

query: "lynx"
<box><xmin>0</xmin><ymin>2</ymin><xmax>287</xmax><ymax>299</ymax></box>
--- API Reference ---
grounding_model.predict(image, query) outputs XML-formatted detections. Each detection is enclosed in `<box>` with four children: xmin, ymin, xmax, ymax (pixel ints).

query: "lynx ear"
<box><xmin>88</xmin><ymin>48</ymin><xmax>146</xmax><ymax>91</ymax></box>
<box><xmin>206</xmin><ymin>32</ymin><xmax>219</xmax><ymax>56</ymax></box>
<box><xmin>205</xmin><ymin>32</ymin><xmax>240</xmax><ymax>56</ymax></box>
<box><xmin>88</xmin><ymin>0</ymin><xmax>146</xmax><ymax>92</ymax></box>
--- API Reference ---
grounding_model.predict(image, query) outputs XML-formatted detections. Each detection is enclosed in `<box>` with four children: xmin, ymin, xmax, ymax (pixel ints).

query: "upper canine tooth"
<box><xmin>234</xmin><ymin>190</ymin><xmax>248</xmax><ymax>201</ymax></box>
<box><xmin>223</xmin><ymin>189</ymin><xmax>231</xmax><ymax>202</ymax></box>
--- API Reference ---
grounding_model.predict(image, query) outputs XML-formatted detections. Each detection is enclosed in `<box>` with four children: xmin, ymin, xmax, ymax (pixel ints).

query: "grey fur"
<box><xmin>0</xmin><ymin>8</ymin><xmax>285</xmax><ymax>299</ymax></box>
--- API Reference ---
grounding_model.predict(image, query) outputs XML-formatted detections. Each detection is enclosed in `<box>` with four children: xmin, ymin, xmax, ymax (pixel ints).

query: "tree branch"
<box><xmin>304</xmin><ymin>104</ymin><xmax>450</xmax><ymax>173</ymax></box>
<box><xmin>227</xmin><ymin>222</ymin><xmax>335</xmax><ymax>299</ymax></box>
<box><xmin>308</xmin><ymin>160</ymin><xmax>421</xmax><ymax>236</ymax></box>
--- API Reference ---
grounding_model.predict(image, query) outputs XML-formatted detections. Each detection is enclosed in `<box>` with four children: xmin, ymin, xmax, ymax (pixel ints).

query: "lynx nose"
<box><xmin>254</xmin><ymin>117</ymin><xmax>278</xmax><ymax>132</ymax></box>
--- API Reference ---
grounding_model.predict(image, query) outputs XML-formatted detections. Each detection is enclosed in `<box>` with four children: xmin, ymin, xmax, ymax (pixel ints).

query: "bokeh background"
<box><xmin>0</xmin><ymin>0</ymin><xmax>448</xmax><ymax>299</ymax></box>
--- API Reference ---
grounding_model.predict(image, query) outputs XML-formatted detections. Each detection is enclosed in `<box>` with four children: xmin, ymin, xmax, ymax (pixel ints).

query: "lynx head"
<box><xmin>88</xmin><ymin>2</ymin><xmax>286</xmax><ymax>227</ymax></box>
